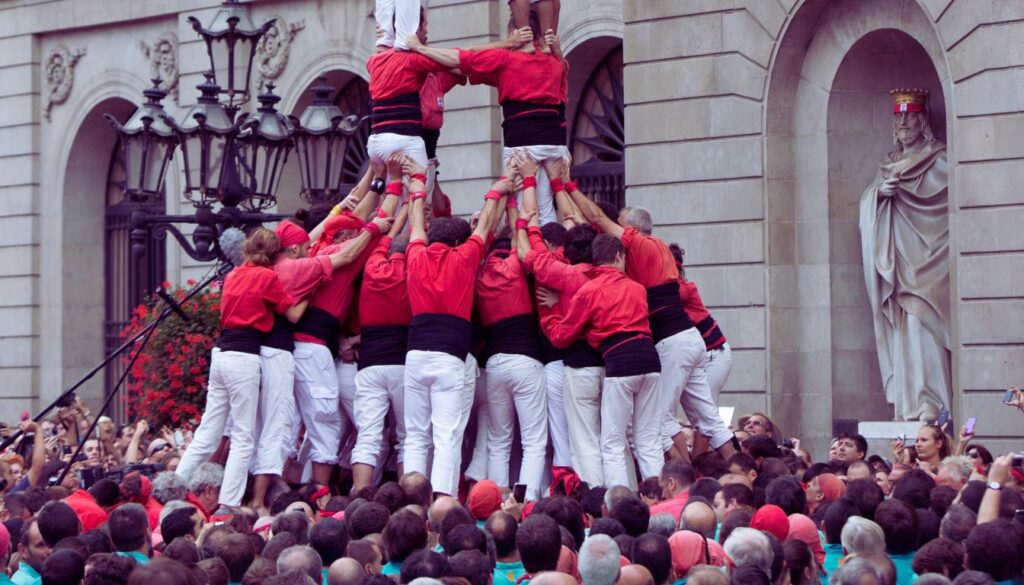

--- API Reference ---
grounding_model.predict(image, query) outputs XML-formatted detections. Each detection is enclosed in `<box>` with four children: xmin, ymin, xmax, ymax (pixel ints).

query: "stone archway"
<box><xmin>764</xmin><ymin>0</ymin><xmax>954</xmax><ymax>456</ymax></box>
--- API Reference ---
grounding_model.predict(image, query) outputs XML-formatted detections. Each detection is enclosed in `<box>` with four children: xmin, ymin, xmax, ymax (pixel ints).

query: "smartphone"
<box><xmin>512</xmin><ymin>483</ymin><xmax>527</xmax><ymax>504</ymax></box>
<box><xmin>936</xmin><ymin>409</ymin><xmax>950</xmax><ymax>428</ymax></box>
<box><xmin>1004</xmin><ymin>389</ymin><xmax>1017</xmax><ymax>403</ymax></box>
<box><xmin>964</xmin><ymin>417</ymin><xmax>977</xmax><ymax>435</ymax></box>
<box><xmin>173</xmin><ymin>430</ymin><xmax>184</xmax><ymax>445</ymax></box>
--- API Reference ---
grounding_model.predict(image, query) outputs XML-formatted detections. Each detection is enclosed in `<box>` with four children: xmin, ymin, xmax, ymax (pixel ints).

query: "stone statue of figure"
<box><xmin>859</xmin><ymin>88</ymin><xmax>951</xmax><ymax>421</ymax></box>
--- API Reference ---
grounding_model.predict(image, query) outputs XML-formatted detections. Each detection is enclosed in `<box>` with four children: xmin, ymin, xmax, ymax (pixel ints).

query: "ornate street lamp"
<box><xmin>291</xmin><ymin>76</ymin><xmax>361</xmax><ymax>205</ymax></box>
<box><xmin>103</xmin><ymin>79</ymin><xmax>178</xmax><ymax>204</ymax></box>
<box><xmin>235</xmin><ymin>83</ymin><xmax>295</xmax><ymax>211</ymax></box>
<box><xmin>188</xmin><ymin>0</ymin><xmax>274</xmax><ymax>115</ymax></box>
<box><xmin>167</xmin><ymin>72</ymin><xmax>246</xmax><ymax>208</ymax></box>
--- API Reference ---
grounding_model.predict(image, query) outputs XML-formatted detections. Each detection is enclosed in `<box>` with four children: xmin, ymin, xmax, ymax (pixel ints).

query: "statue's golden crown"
<box><xmin>890</xmin><ymin>88</ymin><xmax>929</xmax><ymax>113</ymax></box>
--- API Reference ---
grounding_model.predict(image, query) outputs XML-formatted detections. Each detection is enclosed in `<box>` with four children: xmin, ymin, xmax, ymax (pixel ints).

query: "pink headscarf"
<box><xmin>788</xmin><ymin>513</ymin><xmax>826</xmax><ymax>567</ymax></box>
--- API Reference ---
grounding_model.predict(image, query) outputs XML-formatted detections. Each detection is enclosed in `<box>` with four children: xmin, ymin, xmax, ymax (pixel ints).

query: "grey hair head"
<box><xmin>647</xmin><ymin>513</ymin><xmax>677</xmax><ymax>538</ymax></box>
<box><xmin>939</xmin><ymin>504</ymin><xmax>976</xmax><ymax>543</ymax></box>
<box><xmin>723</xmin><ymin>527</ymin><xmax>773</xmax><ymax>575</ymax></box>
<box><xmin>620</xmin><ymin>206</ymin><xmax>653</xmax><ymax>235</ymax></box>
<box><xmin>840</xmin><ymin>516</ymin><xmax>886</xmax><ymax>557</ymax></box>
<box><xmin>188</xmin><ymin>462</ymin><xmax>225</xmax><ymax>493</ymax></box>
<box><xmin>158</xmin><ymin>499</ymin><xmax>195</xmax><ymax>523</ymax></box>
<box><xmin>151</xmin><ymin>471</ymin><xmax>189</xmax><ymax>504</ymax></box>
<box><xmin>914</xmin><ymin>574</ymin><xmax>953</xmax><ymax>585</ymax></box>
<box><xmin>829</xmin><ymin>556</ymin><xmax>884</xmax><ymax>585</ymax></box>
<box><xmin>276</xmin><ymin>544</ymin><xmax>323</xmax><ymax>583</ymax></box>
<box><xmin>578</xmin><ymin>534</ymin><xmax>621</xmax><ymax>585</ymax></box>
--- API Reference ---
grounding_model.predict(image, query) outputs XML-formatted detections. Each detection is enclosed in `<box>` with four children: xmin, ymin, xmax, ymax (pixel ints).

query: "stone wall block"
<box><xmin>711</xmin><ymin>306</ymin><xmax>767</xmax><ymax>349</ymax></box>
<box><xmin>0</xmin><ymin>337</ymin><xmax>33</xmax><ymax>367</ymax></box>
<box><xmin>795</xmin><ymin>220</ymin><xmax>829</xmax><ymax>265</ymax></box>
<box><xmin>0</xmin><ymin>35</ymin><xmax>36</xmax><ymax>69</ymax></box>
<box><xmin>953</xmin><ymin>68</ymin><xmax>1024</xmax><ymax>118</ymax></box>
<box><xmin>625</xmin><ymin>179</ymin><xmax>764</xmax><ymax>226</ymax></box>
<box><xmin>624</xmin><ymin>14</ymin><xmax>723</xmax><ymax>63</ymax></box>
<box><xmin>960</xmin><ymin>393</ymin><xmax>1024</xmax><ymax>435</ymax></box>
<box><xmin>947</xmin><ymin>21</ymin><xmax>1024</xmax><ymax>83</ymax></box>
<box><xmin>0</xmin><ymin>125</ymin><xmax>37</xmax><ymax>159</ymax></box>
<box><xmin>831</xmin><ymin>262</ymin><xmax>871</xmax><ymax>308</ymax></box>
<box><xmin>959</xmin><ymin>253</ymin><xmax>1024</xmax><ymax>299</ymax></box>
<box><xmin>954</xmin><ymin>114</ymin><xmax>1024</xmax><ymax>163</ymax></box>
<box><xmin>624</xmin><ymin>54</ymin><xmax>764</xmax><ymax>104</ymax></box>
<box><xmin>624</xmin><ymin>1</ymin><xmax>735</xmax><ymax>23</ymax></box>
<box><xmin>959</xmin><ymin>300</ymin><xmax>1024</xmax><ymax>344</ymax></box>
<box><xmin>959</xmin><ymin>347</ymin><xmax>1024</xmax><ymax>390</ymax></box>
<box><xmin>0</xmin><ymin>95</ymin><xmax>38</xmax><ymax>128</ymax></box>
<box><xmin>433</xmin><ymin>143</ymin><xmax>499</xmax><ymax>181</ymax></box>
<box><xmin>739</xmin><ymin>0</ymin><xmax>787</xmax><ymax>39</ymax></box>
<box><xmin>957</xmin><ymin>207</ymin><xmax>1024</xmax><ymax>253</ymax></box>
<box><xmin>0</xmin><ymin>216</ymin><xmax>35</xmax><ymax>248</ymax></box>
<box><xmin>686</xmin><ymin>263</ymin><xmax>766</xmax><ymax>307</ymax></box>
<box><xmin>724</xmin><ymin>349</ymin><xmax>767</xmax><ymax>391</ymax></box>
<box><xmin>0</xmin><ymin>245</ymin><xmax>37</xmax><ymax>277</ymax></box>
<box><xmin>626</xmin><ymin>136</ymin><xmax>762</xmax><ymax>185</ymax></box>
<box><xmin>0</xmin><ymin>276</ymin><xmax>36</xmax><ymax>306</ymax></box>
<box><xmin>432</xmin><ymin>107</ymin><xmax>498</xmax><ymax>145</ymax></box>
<box><xmin>956</xmin><ymin>160</ymin><xmax>1024</xmax><ymax>208</ymax></box>
<box><xmin>921</xmin><ymin>0</ymin><xmax>954</xmax><ymax>21</ymax></box>
<box><xmin>723</xmin><ymin>10</ymin><xmax>775</xmax><ymax>68</ymax></box>
<box><xmin>653</xmin><ymin>222</ymin><xmax>764</xmax><ymax>266</ymax></box>
<box><xmin>796</xmin><ymin>263</ymin><xmax>830</xmax><ymax>308</ymax></box>
<box><xmin>0</xmin><ymin>307</ymin><xmax>34</xmax><ymax>337</ymax></box>
<box><xmin>935</xmin><ymin>0</ymin><xmax>1024</xmax><ymax>50</ymax></box>
<box><xmin>429</xmin><ymin>1</ymin><xmax>492</xmax><ymax>42</ymax></box>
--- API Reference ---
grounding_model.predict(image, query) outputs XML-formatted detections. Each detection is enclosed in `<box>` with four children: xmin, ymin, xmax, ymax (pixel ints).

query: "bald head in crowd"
<box><xmin>617</xmin><ymin>564</ymin><xmax>655</xmax><ymax>585</ymax></box>
<box><xmin>679</xmin><ymin>499</ymin><xmax>716</xmax><ymax>539</ymax></box>
<box><xmin>531</xmin><ymin>572</ymin><xmax>578</xmax><ymax>585</ymax></box>
<box><xmin>327</xmin><ymin>557</ymin><xmax>364</xmax><ymax>585</ymax></box>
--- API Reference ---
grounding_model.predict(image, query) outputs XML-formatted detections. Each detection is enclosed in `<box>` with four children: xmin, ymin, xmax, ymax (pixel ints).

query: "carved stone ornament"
<box><xmin>43</xmin><ymin>45</ymin><xmax>86</xmax><ymax>121</ymax></box>
<box><xmin>254</xmin><ymin>16</ymin><xmax>305</xmax><ymax>92</ymax></box>
<box><xmin>140</xmin><ymin>32</ymin><xmax>179</xmax><ymax>100</ymax></box>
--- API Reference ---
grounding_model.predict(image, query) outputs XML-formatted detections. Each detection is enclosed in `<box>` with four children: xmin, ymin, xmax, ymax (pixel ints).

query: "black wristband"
<box><xmin>370</xmin><ymin>178</ymin><xmax>386</xmax><ymax>194</ymax></box>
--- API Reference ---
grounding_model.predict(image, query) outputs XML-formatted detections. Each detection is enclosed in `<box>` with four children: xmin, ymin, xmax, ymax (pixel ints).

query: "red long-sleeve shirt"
<box><xmin>293</xmin><ymin>236</ymin><xmax>379</xmax><ymax>345</ymax></box>
<box><xmin>406</xmin><ymin>235</ymin><xmax>485</xmax><ymax>321</ymax></box>
<box><xmin>273</xmin><ymin>254</ymin><xmax>333</xmax><ymax>299</ymax></box>
<box><xmin>219</xmin><ymin>263</ymin><xmax>295</xmax><ymax>332</ymax></box>
<box><xmin>475</xmin><ymin>250</ymin><xmax>533</xmax><ymax>326</ymax></box>
<box><xmin>523</xmin><ymin>228</ymin><xmax>592</xmax><ymax>317</ymax></box>
<box><xmin>458</xmin><ymin>49</ymin><xmax>565</xmax><ymax>104</ymax></box>
<box><xmin>367</xmin><ymin>49</ymin><xmax>451</xmax><ymax>100</ymax></box>
<box><xmin>620</xmin><ymin>228</ymin><xmax>679</xmax><ymax>288</ymax></box>
<box><xmin>540</xmin><ymin>266</ymin><xmax>650</xmax><ymax>350</ymax></box>
<box><xmin>360</xmin><ymin>237</ymin><xmax>412</xmax><ymax>327</ymax></box>
<box><xmin>421</xmin><ymin>72</ymin><xmax>467</xmax><ymax>131</ymax></box>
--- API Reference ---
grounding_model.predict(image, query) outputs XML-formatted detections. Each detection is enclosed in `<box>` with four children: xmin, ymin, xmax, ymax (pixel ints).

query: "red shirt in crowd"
<box><xmin>64</xmin><ymin>489</ymin><xmax>108</xmax><ymax>532</ymax></box>
<box><xmin>367</xmin><ymin>49</ymin><xmax>451</xmax><ymax>100</ymax></box>
<box><xmin>406</xmin><ymin>235</ymin><xmax>486</xmax><ymax>321</ymax></box>
<box><xmin>475</xmin><ymin>250</ymin><xmax>533</xmax><ymax>326</ymax></box>
<box><xmin>649</xmin><ymin>491</ymin><xmax>690</xmax><ymax>524</ymax></box>
<box><xmin>458</xmin><ymin>48</ymin><xmax>565</xmax><ymax>104</ymax></box>
<box><xmin>620</xmin><ymin>228</ymin><xmax>680</xmax><ymax>289</ymax></box>
<box><xmin>523</xmin><ymin>228</ymin><xmax>593</xmax><ymax>317</ymax></box>
<box><xmin>274</xmin><ymin>254</ymin><xmax>333</xmax><ymax>299</ymax></box>
<box><xmin>219</xmin><ymin>263</ymin><xmax>295</xmax><ymax>332</ymax></box>
<box><xmin>360</xmin><ymin>237</ymin><xmax>412</xmax><ymax>328</ymax></box>
<box><xmin>541</xmin><ymin>265</ymin><xmax>651</xmax><ymax>349</ymax></box>
<box><xmin>421</xmin><ymin>72</ymin><xmax>467</xmax><ymax>131</ymax></box>
<box><xmin>294</xmin><ymin>237</ymin><xmax>379</xmax><ymax>345</ymax></box>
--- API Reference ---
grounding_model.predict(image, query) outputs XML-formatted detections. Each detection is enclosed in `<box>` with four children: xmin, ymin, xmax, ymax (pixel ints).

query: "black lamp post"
<box><xmin>103</xmin><ymin>79</ymin><xmax>178</xmax><ymax>204</ymax></box>
<box><xmin>235</xmin><ymin>83</ymin><xmax>295</xmax><ymax>211</ymax></box>
<box><xmin>291</xmin><ymin>76</ymin><xmax>362</xmax><ymax>205</ymax></box>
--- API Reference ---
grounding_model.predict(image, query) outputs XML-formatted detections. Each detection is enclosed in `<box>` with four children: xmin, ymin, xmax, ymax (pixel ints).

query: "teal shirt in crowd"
<box><xmin>11</xmin><ymin>562</ymin><xmax>40</xmax><ymax>585</ymax></box>
<box><xmin>888</xmin><ymin>552</ymin><xmax>915</xmax><ymax>585</ymax></box>
<box><xmin>493</xmin><ymin>561</ymin><xmax>526</xmax><ymax>585</ymax></box>
<box><xmin>822</xmin><ymin>543</ymin><xmax>843</xmax><ymax>585</ymax></box>
<box><xmin>0</xmin><ymin>573</ymin><xmax>13</xmax><ymax>585</ymax></box>
<box><xmin>116</xmin><ymin>551</ymin><xmax>150</xmax><ymax>565</ymax></box>
<box><xmin>382</xmin><ymin>561</ymin><xmax>402</xmax><ymax>576</ymax></box>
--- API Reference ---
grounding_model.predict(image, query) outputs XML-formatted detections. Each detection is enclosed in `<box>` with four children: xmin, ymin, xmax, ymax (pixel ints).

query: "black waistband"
<box><xmin>294</xmin><ymin>307</ymin><xmax>340</xmax><ymax>358</ymax></box>
<box><xmin>696</xmin><ymin>315</ymin><xmax>726</xmax><ymax>350</ymax></box>
<box><xmin>539</xmin><ymin>334</ymin><xmax>563</xmax><ymax>364</ymax></box>
<box><xmin>501</xmin><ymin>100</ymin><xmax>566</xmax><ymax>148</ymax></box>
<box><xmin>481</xmin><ymin>314</ymin><xmax>544</xmax><ymax>366</ymax></box>
<box><xmin>261</xmin><ymin>314</ymin><xmax>295</xmax><ymax>352</ymax></box>
<box><xmin>216</xmin><ymin>328</ymin><xmax>262</xmax><ymax>355</ymax></box>
<box><xmin>563</xmin><ymin>339</ymin><xmax>604</xmax><ymax>368</ymax></box>
<box><xmin>422</xmin><ymin>128</ymin><xmax>441</xmax><ymax>160</ymax></box>
<box><xmin>646</xmin><ymin>282</ymin><xmax>695</xmax><ymax>343</ymax></box>
<box><xmin>599</xmin><ymin>332</ymin><xmax>660</xmax><ymax>378</ymax></box>
<box><xmin>408</xmin><ymin>313</ymin><xmax>472</xmax><ymax>360</ymax></box>
<box><xmin>359</xmin><ymin>325</ymin><xmax>409</xmax><ymax>369</ymax></box>
<box><xmin>372</xmin><ymin>92</ymin><xmax>422</xmax><ymax>137</ymax></box>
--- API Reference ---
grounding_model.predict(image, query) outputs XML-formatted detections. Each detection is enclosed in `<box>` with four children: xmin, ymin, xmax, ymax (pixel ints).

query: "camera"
<box><xmin>77</xmin><ymin>463</ymin><xmax>161</xmax><ymax>490</ymax></box>
<box><xmin>782</xmin><ymin>438</ymin><xmax>795</xmax><ymax>450</ymax></box>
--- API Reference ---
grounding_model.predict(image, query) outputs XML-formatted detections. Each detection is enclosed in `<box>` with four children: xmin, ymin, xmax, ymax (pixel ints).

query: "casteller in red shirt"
<box><xmin>619</xmin><ymin>228</ymin><xmax>696</xmax><ymax>343</ymax></box>
<box><xmin>64</xmin><ymin>488</ymin><xmax>108</xmax><ymax>532</ymax></box>
<box><xmin>474</xmin><ymin>246</ymin><xmax>543</xmax><ymax>365</ymax></box>
<box><xmin>359</xmin><ymin>236</ymin><xmax>412</xmax><ymax>369</ymax></box>
<box><xmin>367</xmin><ymin>49</ymin><xmax>451</xmax><ymax>137</ymax></box>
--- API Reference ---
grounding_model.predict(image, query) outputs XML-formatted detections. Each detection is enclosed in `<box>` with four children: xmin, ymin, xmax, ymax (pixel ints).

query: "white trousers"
<box><xmin>545</xmin><ymin>360</ymin><xmax>572</xmax><ymax>468</ymax></box>
<box><xmin>293</xmin><ymin>342</ymin><xmax>341</xmax><ymax>465</ymax></box>
<box><xmin>601</xmin><ymin>372</ymin><xmax>663</xmax><ymax>487</ymax></box>
<box><xmin>486</xmin><ymin>354</ymin><xmax>548</xmax><ymax>501</ymax></box>
<box><xmin>656</xmin><ymin>329</ymin><xmax>733</xmax><ymax>450</ymax></box>
<box><xmin>563</xmin><ymin>366</ymin><xmax>605</xmax><ymax>488</ymax></box>
<box><xmin>337</xmin><ymin>361</ymin><xmax>359</xmax><ymax>467</ymax></box>
<box><xmin>176</xmin><ymin>348</ymin><xmax>260</xmax><ymax>507</ymax></box>
<box><xmin>253</xmin><ymin>347</ymin><xmax>296</xmax><ymax>475</ymax></box>
<box><xmin>352</xmin><ymin>365</ymin><xmax>406</xmax><ymax>467</ymax></box>
<box><xmin>464</xmin><ymin>369</ymin><xmax>489</xmax><ymax>482</ymax></box>
<box><xmin>705</xmin><ymin>343</ymin><xmax>733</xmax><ymax>403</ymax></box>
<box><xmin>502</xmin><ymin>145</ymin><xmax>570</xmax><ymax>226</ymax></box>
<box><xmin>368</xmin><ymin>134</ymin><xmax>429</xmax><ymax>184</ymax></box>
<box><xmin>404</xmin><ymin>350</ymin><xmax>477</xmax><ymax>496</ymax></box>
<box><xmin>375</xmin><ymin>0</ymin><xmax>426</xmax><ymax>50</ymax></box>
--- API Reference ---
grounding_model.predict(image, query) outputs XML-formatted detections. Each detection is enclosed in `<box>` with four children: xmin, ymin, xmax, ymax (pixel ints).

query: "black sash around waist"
<box><xmin>646</xmin><ymin>282</ymin><xmax>695</xmax><ymax>343</ymax></box>
<box><xmin>358</xmin><ymin>325</ymin><xmax>409</xmax><ymax>369</ymax></box>
<box><xmin>501</xmin><ymin>100</ymin><xmax>567</xmax><ymax>148</ymax></box>
<box><xmin>422</xmin><ymin>128</ymin><xmax>441</xmax><ymax>160</ymax></box>
<box><xmin>294</xmin><ymin>307</ymin><xmax>341</xmax><ymax>358</ymax></box>
<box><xmin>481</xmin><ymin>314</ymin><xmax>544</xmax><ymax>366</ymax></box>
<box><xmin>408</xmin><ymin>313</ymin><xmax>472</xmax><ymax>360</ymax></box>
<box><xmin>539</xmin><ymin>334</ymin><xmax>563</xmax><ymax>365</ymax></box>
<box><xmin>599</xmin><ymin>332</ymin><xmax>661</xmax><ymax>378</ymax></box>
<box><xmin>261</xmin><ymin>314</ymin><xmax>295</xmax><ymax>352</ymax></box>
<box><xmin>216</xmin><ymin>328</ymin><xmax>262</xmax><ymax>355</ymax></box>
<box><xmin>696</xmin><ymin>315</ymin><xmax>726</xmax><ymax>350</ymax></box>
<box><xmin>371</xmin><ymin>92</ymin><xmax>422</xmax><ymax>137</ymax></box>
<box><xmin>563</xmin><ymin>339</ymin><xmax>604</xmax><ymax>369</ymax></box>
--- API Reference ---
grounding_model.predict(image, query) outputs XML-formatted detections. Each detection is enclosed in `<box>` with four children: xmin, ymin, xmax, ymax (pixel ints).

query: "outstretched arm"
<box><xmin>406</xmin><ymin>35</ymin><xmax>461</xmax><ymax>69</ymax></box>
<box><xmin>568</xmin><ymin>181</ymin><xmax>624</xmax><ymax>238</ymax></box>
<box><xmin>326</xmin><ymin>216</ymin><xmax>394</xmax><ymax>269</ymax></box>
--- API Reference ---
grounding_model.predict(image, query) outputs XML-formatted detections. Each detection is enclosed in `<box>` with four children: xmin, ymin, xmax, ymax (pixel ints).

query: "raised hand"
<box><xmin>401</xmin><ymin>156</ymin><xmax>427</xmax><ymax>180</ymax></box>
<box><xmin>386</xmin><ymin>154</ymin><xmax>405</xmax><ymax>179</ymax></box>
<box><xmin>508</xmin><ymin>26</ymin><xmax>533</xmax><ymax>48</ymax></box>
<box><xmin>513</xmin><ymin>149</ymin><xmax>538</xmax><ymax>178</ymax></box>
<box><xmin>371</xmin><ymin>216</ymin><xmax>394</xmax><ymax>233</ymax></box>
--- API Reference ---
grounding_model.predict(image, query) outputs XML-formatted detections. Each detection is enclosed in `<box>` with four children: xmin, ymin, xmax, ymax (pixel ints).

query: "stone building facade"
<box><xmin>1</xmin><ymin>0</ymin><xmax>1021</xmax><ymax>458</ymax></box>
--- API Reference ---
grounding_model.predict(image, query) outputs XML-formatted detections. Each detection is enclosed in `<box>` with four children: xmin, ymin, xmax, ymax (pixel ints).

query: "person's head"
<box><xmin>400</xmin><ymin>473</ymin><xmax>433</xmax><ymax>510</ymax></box>
<box><xmin>685</xmin><ymin>566</ymin><xmax>728</xmax><ymax>585</ymax></box>
<box><xmin>150</xmin><ymin>472</ymin><xmax>188</xmax><ymax>505</ymax></box>
<box><xmin>805</xmin><ymin>473</ymin><xmax>845</xmax><ymax>514</ymax></box>
<box><xmin>516</xmin><ymin>514</ymin><xmax>561</xmax><ymax>574</ymax></box>
<box><xmin>382</xmin><ymin>508</ymin><xmax>428</xmax><ymax>564</ymax></box>
<box><xmin>162</xmin><ymin>537</ymin><xmax>201</xmax><ymax>568</ymax></box>
<box><xmin>660</xmin><ymin>459</ymin><xmax>695</xmax><ymax>500</ymax></box>
<box><xmin>718</xmin><ymin>507</ymin><xmax>754</xmax><ymax>547</ymax></box>
<box><xmin>428</xmin><ymin>217</ymin><xmax>472</xmax><ymax>247</ymax></box>
<box><xmin>940</xmin><ymin>504</ymin><xmax>976</xmax><ymax>544</ymax></box>
<box><xmin>188</xmin><ymin>463</ymin><xmax>223</xmax><ymax>513</ymax></box>
<box><xmin>400</xmin><ymin>549</ymin><xmax>450</xmax><ymax>583</ymax></box>
<box><xmin>276</xmin><ymin>545</ymin><xmax>323</xmax><ymax>584</ymax></box>
<box><xmin>844</xmin><ymin>478</ymin><xmax>884</xmax><ymax>522</ymax></box>
<box><xmin>349</xmin><ymin>502</ymin><xmax>390</xmax><ymax>540</ymax></box>
<box><xmin>213</xmin><ymin>533</ymin><xmax>255</xmax><ymax>583</ymax></box>
<box><xmin>619</xmin><ymin>207</ymin><xmax>653</xmax><ymax>235</ymax></box>
<box><xmin>723</xmin><ymin>528</ymin><xmax>772</xmax><ymax>575</ymax></box>
<box><xmin>680</xmin><ymin>498</ymin><xmax>717</xmax><ymax>539</ymax></box>
<box><xmin>262</xmin><ymin>533</ymin><xmax>298</xmax><ymax>563</ymax></box>
<box><xmin>564</xmin><ymin>224</ymin><xmax>597</xmax><ymax>265</ymax></box>
<box><xmin>741</xmin><ymin>413</ymin><xmax>776</xmax><ymax>439</ymax></box>
<box><xmin>275</xmin><ymin>219</ymin><xmax>311</xmax><ymax>259</ymax></box>
<box><xmin>646</xmin><ymin>515</ymin><xmax>675</xmax><ymax>539</ymax></box>
<box><xmin>829</xmin><ymin>556</ymin><xmax>885</xmax><ymax>585</ymax></box>
<box><xmin>749</xmin><ymin>505</ymin><xmax>790</xmax><ymax>544</ymax></box>
<box><xmin>892</xmin><ymin>468</ymin><xmax>936</xmax><ymax>510</ymax></box>
<box><xmin>873</xmin><ymin>498</ymin><xmax>918</xmax><ymax>555</ymax></box>
<box><xmin>373</xmin><ymin>482</ymin><xmax>407</xmax><ymax>515</ymax></box>
<box><xmin>345</xmin><ymin>539</ymin><xmax>382</xmax><ymax>575</ymax></box>
<box><xmin>161</xmin><ymin>506</ymin><xmax>200</xmax><ymax>545</ymax></box>
<box><xmin>764</xmin><ymin>476</ymin><xmax>806</xmax><ymax>517</ymax></box>
<box><xmin>783</xmin><ymin>537</ymin><xmax>817</xmax><ymax>585</ymax></box>
<box><xmin>40</xmin><ymin>548</ymin><xmax>84</xmax><ymax>585</ymax></box>
<box><xmin>131</xmin><ymin>558</ymin><xmax>200</xmax><ymax>585</ymax></box>
<box><xmin>690</xmin><ymin>478</ymin><xmax>721</xmax><ymax>504</ymax></box>
<box><xmin>540</xmin><ymin>222</ymin><xmax>568</xmax><ymax>250</ymax></box>
<box><xmin>835</xmin><ymin>434</ymin><xmax>867</xmax><ymax>462</ymax></box>
<box><xmin>965</xmin><ymin>519</ymin><xmax>1024</xmax><ymax>580</ymax></box>
<box><xmin>846</xmin><ymin>460</ymin><xmax>873</xmax><ymax>482</ymax></box>
<box><xmin>326</xmin><ymin>557</ymin><xmax>364</xmax><ymax>585</ymax></box>
<box><xmin>936</xmin><ymin>456</ymin><xmax>972</xmax><ymax>491</ymax></box>
<box><xmin>713</xmin><ymin>484</ymin><xmax>753</xmax><ymax>522</ymax></box>
<box><xmin>631</xmin><ymin>534</ymin><xmax>671</xmax><ymax>585</ymax></box>
<box><xmin>443</xmin><ymin>524</ymin><xmax>486</xmax><ymax>557</ymax></box>
<box><xmin>449</xmin><ymin>550</ymin><xmax>490</xmax><ymax>585</ymax></box>
<box><xmin>743</xmin><ymin>436</ymin><xmax>781</xmax><ymax>461</ymax></box>
<box><xmin>308</xmin><ymin>517</ymin><xmax>349</xmax><ymax>569</ymax></box>
<box><xmin>84</xmin><ymin>551</ymin><xmax>137</xmax><ymax>584</ymax></box>
<box><xmin>609</xmin><ymin>495</ymin><xmax>649</xmax><ymax>538</ymax></box>
<box><xmin>951</xmin><ymin>570</ymin><xmax>998</xmax><ymax>585</ymax></box>
<box><xmin>591</xmin><ymin>235</ymin><xmax>626</xmax><ymax>269</ymax></box>
<box><xmin>38</xmin><ymin>501</ymin><xmax>81</xmax><ymax>548</ymax></box>
<box><xmin>19</xmin><ymin>518</ymin><xmax>51</xmax><ymax>571</ymax></box>
<box><xmin>916</xmin><ymin>425</ymin><xmax>951</xmax><ymax>463</ymax></box>
<box><xmin>577</xmin><ymin>534</ymin><xmax>620</xmax><ymax>585</ymax></box>
<box><xmin>484</xmin><ymin>511</ymin><xmax>517</xmax><ymax>560</ymax></box>
<box><xmin>639</xmin><ymin>477</ymin><xmax>662</xmax><ymax>506</ymax></box>
<box><xmin>589</xmin><ymin>517</ymin><xmax>625</xmax><ymax>540</ymax></box>
<box><xmin>81</xmin><ymin>439</ymin><xmax>101</xmax><ymax>467</ymax></box>
<box><xmin>538</xmin><ymin>497</ymin><xmax>585</xmax><ymax>550</ymax></box>
<box><xmin>840</xmin><ymin>516</ymin><xmax>886</xmax><ymax>557</ymax></box>
<box><xmin>964</xmin><ymin>445</ymin><xmax>993</xmax><ymax>468</ymax></box>
<box><xmin>912</xmin><ymin>537</ymin><xmax>964</xmax><ymax>579</ymax></box>
<box><xmin>272</xmin><ymin>511</ymin><xmax>311</xmax><ymax>545</ymax></box>
<box><xmin>241</xmin><ymin>228</ymin><xmax>281</xmax><ymax>266</ymax></box>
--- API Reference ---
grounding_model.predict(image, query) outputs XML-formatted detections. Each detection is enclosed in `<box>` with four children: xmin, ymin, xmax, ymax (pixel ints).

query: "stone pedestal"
<box><xmin>858</xmin><ymin>421</ymin><xmax>921</xmax><ymax>460</ymax></box>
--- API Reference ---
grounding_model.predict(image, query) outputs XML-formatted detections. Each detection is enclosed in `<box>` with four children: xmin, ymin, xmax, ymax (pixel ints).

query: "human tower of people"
<box><xmin>173</xmin><ymin>0</ymin><xmax>738</xmax><ymax>515</ymax></box>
